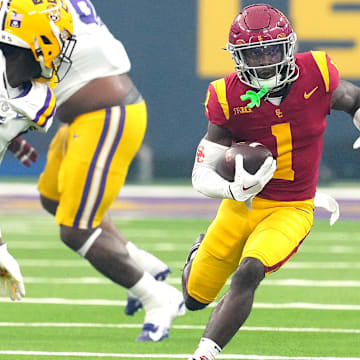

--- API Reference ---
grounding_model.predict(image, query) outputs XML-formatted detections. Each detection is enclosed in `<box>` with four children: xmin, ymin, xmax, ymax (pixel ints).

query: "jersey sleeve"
<box><xmin>8</xmin><ymin>82</ymin><xmax>56</xmax><ymax>133</ymax></box>
<box><xmin>204</xmin><ymin>78</ymin><xmax>230</xmax><ymax>126</ymax></box>
<box><xmin>311</xmin><ymin>51</ymin><xmax>340</xmax><ymax>93</ymax></box>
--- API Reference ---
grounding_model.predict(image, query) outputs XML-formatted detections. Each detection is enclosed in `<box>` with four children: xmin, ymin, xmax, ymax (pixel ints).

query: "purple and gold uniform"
<box><xmin>37</xmin><ymin>1</ymin><xmax>146</xmax><ymax>230</ymax></box>
<box><xmin>38</xmin><ymin>102</ymin><xmax>146</xmax><ymax>229</ymax></box>
<box><xmin>186</xmin><ymin>51</ymin><xmax>339</xmax><ymax>304</ymax></box>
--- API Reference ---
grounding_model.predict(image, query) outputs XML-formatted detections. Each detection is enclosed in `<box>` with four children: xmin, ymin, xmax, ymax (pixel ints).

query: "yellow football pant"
<box><xmin>38</xmin><ymin>101</ymin><xmax>147</xmax><ymax>229</ymax></box>
<box><xmin>186</xmin><ymin>197</ymin><xmax>314</xmax><ymax>304</ymax></box>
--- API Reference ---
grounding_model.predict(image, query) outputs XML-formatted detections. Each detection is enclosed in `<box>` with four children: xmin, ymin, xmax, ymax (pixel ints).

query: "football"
<box><xmin>216</xmin><ymin>142</ymin><xmax>273</xmax><ymax>181</ymax></box>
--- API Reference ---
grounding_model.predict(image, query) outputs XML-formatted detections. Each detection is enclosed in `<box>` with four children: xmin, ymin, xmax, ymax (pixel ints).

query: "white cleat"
<box><xmin>125</xmin><ymin>268</ymin><xmax>171</xmax><ymax>316</ymax></box>
<box><xmin>137</xmin><ymin>282</ymin><xmax>186</xmax><ymax>341</ymax></box>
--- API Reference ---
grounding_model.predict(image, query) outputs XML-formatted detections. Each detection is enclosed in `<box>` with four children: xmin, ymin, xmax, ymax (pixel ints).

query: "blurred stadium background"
<box><xmin>1</xmin><ymin>2</ymin><xmax>360</xmax><ymax>359</ymax></box>
<box><xmin>1</xmin><ymin>0</ymin><xmax>360</xmax><ymax>183</ymax></box>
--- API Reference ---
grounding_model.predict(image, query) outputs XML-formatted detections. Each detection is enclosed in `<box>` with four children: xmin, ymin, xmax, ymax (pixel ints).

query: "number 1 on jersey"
<box><xmin>271</xmin><ymin>123</ymin><xmax>295</xmax><ymax>181</ymax></box>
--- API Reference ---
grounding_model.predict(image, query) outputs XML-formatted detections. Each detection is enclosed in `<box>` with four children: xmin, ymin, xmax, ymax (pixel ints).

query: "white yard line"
<box><xmin>16</xmin><ymin>259</ymin><xmax>360</xmax><ymax>270</ymax></box>
<box><xmin>0</xmin><ymin>351</ymin><xmax>360</xmax><ymax>360</ymax></box>
<box><xmin>7</xmin><ymin>241</ymin><xmax>360</xmax><ymax>254</ymax></box>
<box><xmin>20</xmin><ymin>276</ymin><xmax>360</xmax><ymax>288</ymax></box>
<box><xmin>0</xmin><ymin>297</ymin><xmax>360</xmax><ymax>310</ymax></box>
<box><xmin>0</xmin><ymin>322</ymin><xmax>359</xmax><ymax>334</ymax></box>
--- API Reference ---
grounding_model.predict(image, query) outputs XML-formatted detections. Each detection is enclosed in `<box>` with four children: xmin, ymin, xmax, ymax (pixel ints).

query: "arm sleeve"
<box><xmin>192</xmin><ymin>138</ymin><xmax>233</xmax><ymax>199</ymax></box>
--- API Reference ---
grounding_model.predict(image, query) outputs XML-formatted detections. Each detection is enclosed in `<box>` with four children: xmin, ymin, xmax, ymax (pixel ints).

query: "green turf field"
<box><xmin>0</xmin><ymin>215</ymin><xmax>359</xmax><ymax>359</ymax></box>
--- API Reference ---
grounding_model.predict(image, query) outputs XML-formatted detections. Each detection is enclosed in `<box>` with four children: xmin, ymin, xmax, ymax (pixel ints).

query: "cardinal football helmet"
<box><xmin>227</xmin><ymin>4</ymin><xmax>298</xmax><ymax>91</ymax></box>
<box><xmin>0</xmin><ymin>0</ymin><xmax>76</xmax><ymax>83</ymax></box>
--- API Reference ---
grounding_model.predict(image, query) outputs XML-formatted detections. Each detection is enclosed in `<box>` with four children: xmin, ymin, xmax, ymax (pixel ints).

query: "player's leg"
<box><xmin>101</xmin><ymin>212</ymin><xmax>170</xmax><ymax>315</ymax></box>
<box><xmin>189</xmin><ymin>198</ymin><xmax>314</xmax><ymax>359</ymax></box>
<box><xmin>183</xmin><ymin>199</ymin><xmax>252</xmax><ymax>310</ymax></box>
<box><xmin>39</xmin><ymin>121</ymin><xmax>171</xmax><ymax>316</ymax></box>
<box><xmin>39</xmin><ymin>103</ymin><xmax>184</xmax><ymax>341</ymax></box>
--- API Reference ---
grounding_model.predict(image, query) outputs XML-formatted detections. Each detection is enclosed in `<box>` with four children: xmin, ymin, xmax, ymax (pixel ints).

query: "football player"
<box><xmin>0</xmin><ymin>0</ymin><xmax>75</xmax><ymax>301</ymax></box>
<box><xmin>184</xmin><ymin>4</ymin><xmax>360</xmax><ymax>359</ymax></box>
<box><xmin>9</xmin><ymin>0</ymin><xmax>184</xmax><ymax>341</ymax></box>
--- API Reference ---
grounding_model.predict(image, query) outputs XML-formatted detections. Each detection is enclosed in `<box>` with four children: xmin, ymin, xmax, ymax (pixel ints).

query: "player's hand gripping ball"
<box><xmin>216</xmin><ymin>142</ymin><xmax>273</xmax><ymax>181</ymax></box>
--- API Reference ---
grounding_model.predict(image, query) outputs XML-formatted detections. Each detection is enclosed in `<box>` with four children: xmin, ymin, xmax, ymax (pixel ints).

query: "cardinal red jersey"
<box><xmin>204</xmin><ymin>51</ymin><xmax>339</xmax><ymax>201</ymax></box>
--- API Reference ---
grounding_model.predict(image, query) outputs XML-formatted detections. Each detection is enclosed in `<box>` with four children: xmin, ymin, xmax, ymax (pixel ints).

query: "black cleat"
<box><xmin>184</xmin><ymin>233</ymin><xmax>204</xmax><ymax>267</ymax></box>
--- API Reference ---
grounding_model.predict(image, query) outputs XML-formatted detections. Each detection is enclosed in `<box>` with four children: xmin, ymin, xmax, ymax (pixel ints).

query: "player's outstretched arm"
<box><xmin>0</xmin><ymin>229</ymin><xmax>25</xmax><ymax>301</ymax></box>
<box><xmin>8</xmin><ymin>136</ymin><xmax>38</xmax><ymax>167</ymax></box>
<box><xmin>331</xmin><ymin>79</ymin><xmax>360</xmax><ymax>149</ymax></box>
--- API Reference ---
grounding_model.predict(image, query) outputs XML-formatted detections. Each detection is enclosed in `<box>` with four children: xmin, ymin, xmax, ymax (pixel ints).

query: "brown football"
<box><xmin>216</xmin><ymin>142</ymin><xmax>273</xmax><ymax>181</ymax></box>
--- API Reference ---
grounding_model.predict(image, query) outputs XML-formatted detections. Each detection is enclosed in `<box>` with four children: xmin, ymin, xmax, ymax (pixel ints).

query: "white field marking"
<box><xmin>308</xmin><ymin>233</ymin><xmax>360</xmax><ymax>241</ymax></box>
<box><xmin>0</xmin><ymin>351</ymin><xmax>360</xmax><ymax>360</ymax></box>
<box><xmin>1</xmin><ymin>322</ymin><xmax>360</xmax><ymax>335</ymax></box>
<box><xmin>300</xmin><ymin>245</ymin><xmax>360</xmax><ymax>254</ymax></box>
<box><xmin>165</xmin><ymin>261</ymin><xmax>360</xmax><ymax>270</ymax></box>
<box><xmin>21</xmin><ymin>276</ymin><xmax>360</xmax><ymax>288</ymax></box>
<box><xmin>263</xmin><ymin>279</ymin><xmax>360</xmax><ymax>287</ymax></box>
<box><xmin>7</xmin><ymin>241</ymin><xmax>189</xmax><ymax>251</ymax></box>
<box><xmin>17</xmin><ymin>259</ymin><xmax>360</xmax><ymax>270</ymax></box>
<box><xmin>8</xmin><ymin>241</ymin><xmax>360</xmax><ymax>253</ymax></box>
<box><xmin>7</xmin><ymin>242</ymin><xmax>65</xmax><ymax>249</ymax></box>
<box><xmin>1</xmin><ymin>297</ymin><xmax>360</xmax><ymax>311</ymax></box>
<box><xmin>3</xmin><ymin>226</ymin><xmax>359</xmax><ymax>242</ymax></box>
<box><xmin>284</xmin><ymin>262</ymin><xmax>360</xmax><ymax>269</ymax></box>
<box><xmin>19</xmin><ymin>259</ymin><xmax>90</xmax><ymax>267</ymax></box>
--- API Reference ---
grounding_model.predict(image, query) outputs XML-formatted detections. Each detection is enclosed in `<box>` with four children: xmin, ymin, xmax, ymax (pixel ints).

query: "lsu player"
<box><xmin>184</xmin><ymin>4</ymin><xmax>360</xmax><ymax>360</ymax></box>
<box><xmin>9</xmin><ymin>0</ymin><xmax>184</xmax><ymax>341</ymax></box>
<box><xmin>0</xmin><ymin>0</ymin><xmax>75</xmax><ymax>301</ymax></box>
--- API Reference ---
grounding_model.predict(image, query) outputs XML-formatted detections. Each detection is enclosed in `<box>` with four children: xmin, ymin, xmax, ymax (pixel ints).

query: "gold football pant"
<box><xmin>186</xmin><ymin>197</ymin><xmax>314</xmax><ymax>304</ymax></box>
<box><xmin>38</xmin><ymin>101</ymin><xmax>147</xmax><ymax>229</ymax></box>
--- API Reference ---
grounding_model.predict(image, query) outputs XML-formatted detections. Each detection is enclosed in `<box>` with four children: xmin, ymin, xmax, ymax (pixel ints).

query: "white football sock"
<box><xmin>129</xmin><ymin>273</ymin><xmax>177</xmax><ymax>327</ymax></box>
<box><xmin>126</xmin><ymin>241</ymin><xmax>168</xmax><ymax>277</ymax></box>
<box><xmin>191</xmin><ymin>337</ymin><xmax>222</xmax><ymax>360</ymax></box>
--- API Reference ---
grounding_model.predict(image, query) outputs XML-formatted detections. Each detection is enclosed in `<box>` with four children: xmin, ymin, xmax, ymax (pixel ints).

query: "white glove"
<box><xmin>352</xmin><ymin>108</ymin><xmax>360</xmax><ymax>149</ymax></box>
<box><xmin>313</xmin><ymin>192</ymin><xmax>340</xmax><ymax>226</ymax></box>
<box><xmin>0</xmin><ymin>243</ymin><xmax>25</xmax><ymax>300</ymax></box>
<box><xmin>229</xmin><ymin>155</ymin><xmax>276</xmax><ymax>206</ymax></box>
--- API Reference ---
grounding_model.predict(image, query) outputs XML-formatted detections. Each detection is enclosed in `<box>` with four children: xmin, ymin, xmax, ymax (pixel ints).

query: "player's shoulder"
<box><xmin>205</xmin><ymin>72</ymin><xmax>249</xmax><ymax>125</ymax></box>
<box><xmin>296</xmin><ymin>51</ymin><xmax>339</xmax><ymax>93</ymax></box>
<box><xmin>207</xmin><ymin>72</ymin><xmax>244</xmax><ymax>104</ymax></box>
<box><xmin>208</xmin><ymin>72</ymin><xmax>238</xmax><ymax>92</ymax></box>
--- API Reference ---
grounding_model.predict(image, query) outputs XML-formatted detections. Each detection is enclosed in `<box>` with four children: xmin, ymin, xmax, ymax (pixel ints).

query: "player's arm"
<box><xmin>0</xmin><ymin>227</ymin><xmax>25</xmax><ymax>301</ymax></box>
<box><xmin>331</xmin><ymin>79</ymin><xmax>360</xmax><ymax>115</ymax></box>
<box><xmin>192</xmin><ymin>123</ymin><xmax>233</xmax><ymax>199</ymax></box>
<box><xmin>192</xmin><ymin>122</ymin><xmax>276</xmax><ymax>203</ymax></box>
<box><xmin>331</xmin><ymin>79</ymin><xmax>360</xmax><ymax>149</ymax></box>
